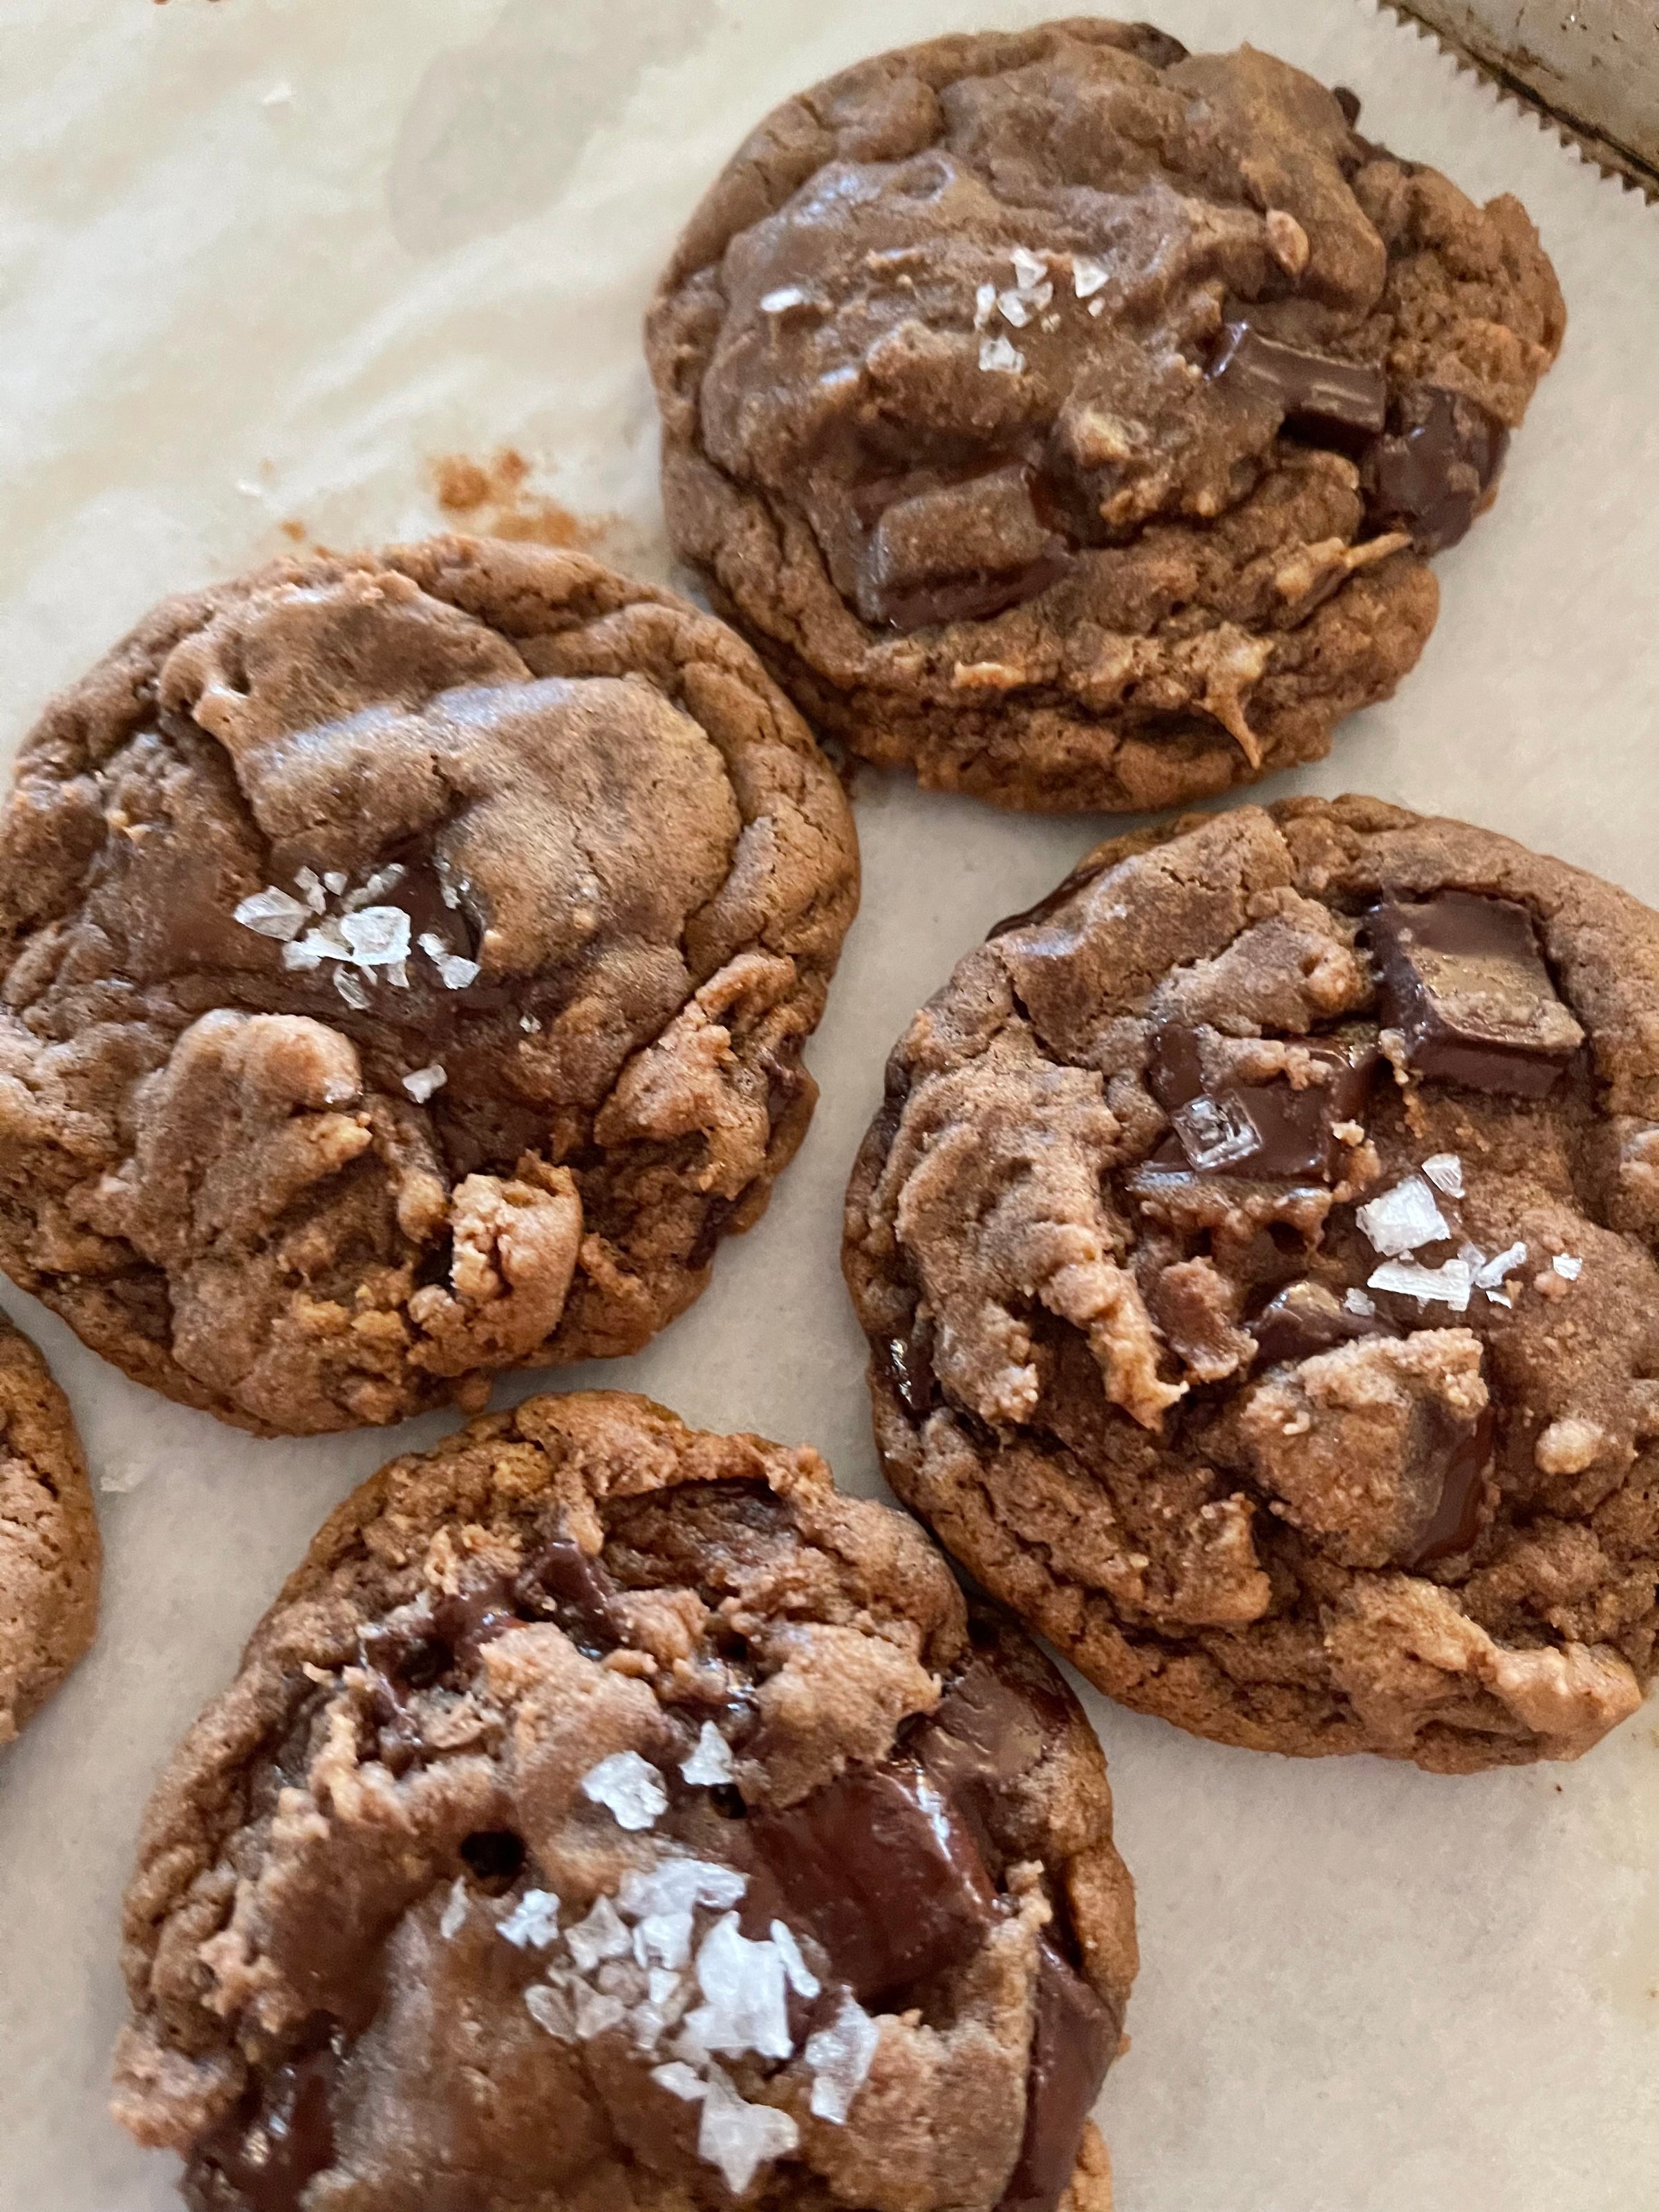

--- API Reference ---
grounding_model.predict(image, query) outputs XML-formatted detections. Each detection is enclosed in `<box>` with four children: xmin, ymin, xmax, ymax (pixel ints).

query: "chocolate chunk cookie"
<box><xmin>648</xmin><ymin>23</ymin><xmax>1564</xmax><ymax>812</ymax></box>
<box><xmin>844</xmin><ymin>798</ymin><xmax>1659</xmax><ymax>1770</ymax></box>
<box><xmin>0</xmin><ymin>540</ymin><xmax>858</xmax><ymax>1435</ymax></box>
<box><xmin>111</xmin><ymin>1390</ymin><xmax>1136</xmax><ymax>2212</ymax></box>
<box><xmin>0</xmin><ymin>1311</ymin><xmax>100</xmax><ymax>1744</ymax></box>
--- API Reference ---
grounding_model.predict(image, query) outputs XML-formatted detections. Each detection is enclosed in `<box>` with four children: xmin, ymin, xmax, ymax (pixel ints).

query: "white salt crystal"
<box><xmin>1342</xmin><ymin>1288</ymin><xmax>1376</xmax><ymax>1318</ymax></box>
<box><xmin>581</xmin><ymin>1750</ymin><xmax>668</xmax><ymax>1832</ymax></box>
<box><xmin>760</xmin><ymin>286</ymin><xmax>808</xmax><ymax>313</ymax></box>
<box><xmin>973</xmin><ymin>281</ymin><xmax>997</xmax><ymax>330</ymax></box>
<box><xmin>980</xmin><ymin>335</ymin><xmax>1024</xmax><ymax>375</ymax></box>
<box><xmin>680</xmin><ymin>1723</ymin><xmax>735</xmax><ymax>1787</ymax></box>
<box><xmin>998</xmin><ymin>288</ymin><xmax>1033</xmax><ymax>328</ymax></box>
<box><xmin>572</xmin><ymin>1986</ymin><xmax>628</xmax><ymax>2041</ymax></box>
<box><xmin>1421</xmin><ymin>1152</ymin><xmax>1465</xmax><ymax>1197</ymax></box>
<box><xmin>618</xmin><ymin>1859</ymin><xmax>747</xmax><ymax>1920</ymax></box>
<box><xmin>498</xmin><ymin>1888</ymin><xmax>561</xmax><ymax>1951</ymax></box>
<box><xmin>1356</xmin><ymin>1174</ymin><xmax>1452</xmax><ymax>1257</ymax></box>
<box><xmin>1474</xmin><ymin>1242</ymin><xmax>1528</xmax><ymax>1290</ymax></box>
<box><xmin>565</xmin><ymin>1893</ymin><xmax>632</xmax><ymax>1973</ymax></box>
<box><xmin>1011</xmin><ymin>246</ymin><xmax>1047</xmax><ymax>290</ymax></box>
<box><xmin>634</xmin><ymin>1910</ymin><xmax>695</xmax><ymax>1971</ymax></box>
<box><xmin>341</xmin><ymin>906</ymin><xmax>411</xmax><ymax>968</ymax></box>
<box><xmin>233</xmin><ymin>887</ymin><xmax>308</xmax><ymax>940</ymax></box>
<box><xmin>402</xmin><ymin>1064</ymin><xmax>447</xmax><ymax>1103</ymax></box>
<box><xmin>1367</xmin><ymin>1257</ymin><xmax>1474</xmax><ymax>1312</ymax></box>
<box><xmin>805</xmin><ymin>1993</ymin><xmax>881</xmax><ymax>2125</ymax></box>
<box><xmin>1073</xmin><ymin>253</ymin><xmax>1109</xmax><ymax>298</ymax></box>
<box><xmin>1172</xmin><ymin>1093</ymin><xmax>1259</xmax><ymax>1172</ymax></box>
<box><xmin>630</xmin><ymin>1966</ymin><xmax>691</xmax><ymax>2049</ymax></box>
<box><xmin>294</xmin><ymin>866</ymin><xmax>326</xmax><ymax>912</ymax></box>
<box><xmin>281</xmin><ymin>937</ymin><xmax>323</xmax><ymax>971</ymax></box>
<box><xmin>697</xmin><ymin>2066</ymin><xmax>800</xmax><ymax>2194</ymax></box>
<box><xmin>1089</xmin><ymin>296</ymin><xmax>1106</xmax><ymax>317</ymax></box>
<box><xmin>520</xmin><ymin>1013</ymin><xmax>542</xmax><ymax>1033</ymax></box>
<box><xmin>597</xmin><ymin>1958</ymin><xmax>648</xmax><ymax>2005</ymax></box>
<box><xmin>525</xmin><ymin>1983</ymin><xmax>575</xmax><ymax>2040</ymax></box>
<box><xmin>323</xmin><ymin>870</ymin><xmax>348</xmax><ymax>897</ymax></box>
<box><xmin>1553</xmin><ymin>1253</ymin><xmax>1584</xmax><ymax>1280</ymax></box>
<box><xmin>769</xmin><ymin>1920</ymin><xmax>820</xmax><ymax>2000</ymax></box>
<box><xmin>333</xmin><ymin>968</ymin><xmax>370</xmax><ymax>1011</ymax></box>
<box><xmin>684</xmin><ymin>1913</ymin><xmax>792</xmax><ymax>2062</ymax></box>
<box><xmin>418</xmin><ymin>930</ymin><xmax>481</xmax><ymax>991</ymax></box>
<box><xmin>652</xmin><ymin>2060</ymin><xmax>707</xmax><ymax>2102</ymax></box>
<box><xmin>439</xmin><ymin>1875</ymin><xmax>467</xmax><ymax>1941</ymax></box>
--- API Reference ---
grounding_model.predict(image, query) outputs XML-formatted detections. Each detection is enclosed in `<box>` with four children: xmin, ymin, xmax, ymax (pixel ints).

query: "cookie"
<box><xmin>111</xmin><ymin>1389</ymin><xmax>1137</xmax><ymax>2212</ymax></box>
<box><xmin>844</xmin><ymin>797</ymin><xmax>1659</xmax><ymax>1771</ymax></box>
<box><xmin>0</xmin><ymin>539</ymin><xmax>858</xmax><ymax>1436</ymax></box>
<box><xmin>0</xmin><ymin>1311</ymin><xmax>100</xmax><ymax>1745</ymax></box>
<box><xmin>647</xmin><ymin>22</ymin><xmax>1564</xmax><ymax>813</ymax></box>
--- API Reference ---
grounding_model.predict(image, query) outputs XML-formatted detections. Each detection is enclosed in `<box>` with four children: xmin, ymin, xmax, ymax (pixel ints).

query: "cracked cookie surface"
<box><xmin>647</xmin><ymin>20</ymin><xmax>1563</xmax><ymax>812</ymax></box>
<box><xmin>111</xmin><ymin>1389</ymin><xmax>1136</xmax><ymax>2212</ymax></box>
<box><xmin>844</xmin><ymin>798</ymin><xmax>1659</xmax><ymax>1769</ymax></box>
<box><xmin>0</xmin><ymin>539</ymin><xmax>858</xmax><ymax>1435</ymax></box>
<box><xmin>0</xmin><ymin>1311</ymin><xmax>100</xmax><ymax>1744</ymax></box>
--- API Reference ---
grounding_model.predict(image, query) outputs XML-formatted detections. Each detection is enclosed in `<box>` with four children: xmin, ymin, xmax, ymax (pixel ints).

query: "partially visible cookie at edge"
<box><xmin>845</xmin><ymin>797</ymin><xmax>1659</xmax><ymax>1770</ymax></box>
<box><xmin>111</xmin><ymin>1388</ymin><xmax>1136</xmax><ymax>2212</ymax></box>
<box><xmin>648</xmin><ymin>21</ymin><xmax>1564</xmax><ymax>812</ymax></box>
<box><xmin>0</xmin><ymin>1311</ymin><xmax>100</xmax><ymax>1745</ymax></box>
<box><xmin>0</xmin><ymin>537</ymin><xmax>859</xmax><ymax>1436</ymax></box>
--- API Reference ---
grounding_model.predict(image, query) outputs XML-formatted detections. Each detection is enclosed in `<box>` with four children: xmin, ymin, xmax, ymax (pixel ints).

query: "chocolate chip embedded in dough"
<box><xmin>752</xmin><ymin>1761</ymin><xmax>996</xmax><ymax>2003</ymax></box>
<box><xmin>1208</xmin><ymin>322</ymin><xmax>1388</xmax><ymax>435</ymax></box>
<box><xmin>1249</xmin><ymin>1280</ymin><xmax>1396</xmax><ymax>1366</ymax></box>
<box><xmin>1398</xmin><ymin>1404</ymin><xmax>1494</xmax><ymax>1569</ymax></box>
<box><xmin>1366</xmin><ymin>892</ymin><xmax>1584</xmax><ymax>1098</ymax></box>
<box><xmin>1365</xmin><ymin>386</ymin><xmax>1509</xmax><ymax>553</ymax></box>
<box><xmin>996</xmin><ymin>1936</ymin><xmax>1120</xmax><ymax>2212</ymax></box>
<box><xmin>855</xmin><ymin>464</ymin><xmax>1076</xmax><ymax>632</ymax></box>
<box><xmin>517</xmin><ymin>1533</ymin><xmax>620</xmax><ymax>1653</ymax></box>
<box><xmin>879</xmin><ymin>1317</ymin><xmax>939</xmax><ymax>1421</ymax></box>
<box><xmin>185</xmin><ymin>2029</ymin><xmax>343</xmax><ymax>2212</ymax></box>
<box><xmin>1150</xmin><ymin>1025</ymin><xmax>1376</xmax><ymax>1182</ymax></box>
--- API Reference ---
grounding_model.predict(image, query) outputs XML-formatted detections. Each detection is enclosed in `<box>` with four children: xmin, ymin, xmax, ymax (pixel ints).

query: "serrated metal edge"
<box><xmin>1380</xmin><ymin>2</ymin><xmax>1659</xmax><ymax>199</ymax></box>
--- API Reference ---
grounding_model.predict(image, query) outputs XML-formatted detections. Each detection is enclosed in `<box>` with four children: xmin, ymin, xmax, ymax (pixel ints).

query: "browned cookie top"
<box><xmin>0</xmin><ymin>539</ymin><xmax>858</xmax><ymax>1436</ymax></box>
<box><xmin>648</xmin><ymin>21</ymin><xmax>1564</xmax><ymax>812</ymax></box>
<box><xmin>845</xmin><ymin>798</ymin><xmax>1659</xmax><ymax>1770</ymax></box>
<box><xmin>111</xmin><ymin>1391</ymin><xmax>1136</xmax><ymax>2212</ymax></box>
<box><xmin>0</xmin><ymin>1311</ymin><xmax>100</xmax><ymax>1744</ymax></box>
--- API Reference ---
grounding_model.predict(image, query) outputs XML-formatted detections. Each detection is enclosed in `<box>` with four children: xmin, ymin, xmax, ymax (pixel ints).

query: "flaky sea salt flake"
<box><xmin>439</xmin><ymin>1875</ymin><xmax>467</xmax><ymax>1940</ymax></box>
<box><xmin>1474</xmin><ymin>1242</ymin><xmax>1528</xmax><ymax>1291</ymax></box>
<box><xmin>418</xmin><ymin>930</ymin><xmax>480</xmax><ymax>991</ymax></box>
<box><xmin>565</xmin><ymin>1893</ymin><xmax>631</xmax><ymax>1972</ymax></box>
<box><xmin>635</xmin><ymin>1909</ymin><xmax>694</xmax><ymax>1971</ymax></box>
<box><xmin>980</xmin><ymin>335</ymin><xmax>1024</xmax><ymax>375</ymax></box>
<box><xmin>581</xmin><ymin>1750</ymin><xmax>668</xmax><ymax>1832</ymax></box>
<box><xmin>973</xmin><ymin>281</ymin><xmax>997</xmax><ymax>330</ymax></box>
<box><xmin>402</xmin><ymin>1064</ymin><xmax>447</xmax><ymax>1104</ymax></box>
<box><xmin>998</xmin><ymin>289</ymin><xmax>1032</xmax><ymax>328</ymax></box>
<box><xmin>233</xmin><ymin>887</ymin><xmax>309</xmax><ymax>941</ymax></box>
<box><xmin>1356</xmin><ymin>1174</ymin><xmax>1452</xmax><ymax>1258</ymax></box>
<box><xmin>1421</xmin><ymin>1152</ymin><xmax>1465</xmax><ymax>1197</ymax></box>
<box><xmin>323</xmin><ymin>870</ymin><xmax>348</xmax><ymax>897</ymax></box>
<box><xmin>769</xmin><ymin>1920</ymin><xmax>820</xmax><ymax>2000</ymax></box>
<box><xmin>697</xmin><ymin>2067</ymin><xmax>800</xmax><ymax>2195</ymax></box>
<box><xmin>1367</xmin><ymin>1257</ymin><xmax>1473</xmax><ymax>1312</ymax></box>
<box><xmin>1011</xmin><ymin>246</ymin><xmax>1047</xmax><ymax>291</ymax></box>
<box><xmin>684</xmin><ymin>1913</ymin><xmax>791</xmax><ymax>2061</ymax></box>
<box><xmin>341</xmin><ymin>906</ymin><xmax>411</xmax><ymax>968</ymax></box>
<box><xmin>652</xmin><ymin>2060</ymin><xmax>707</xmax><ymax>2103</ymax></box>
<box><xmin>1554</xmin><ymin>1253</ymin><xmax>1584</xmax><ymax>1280</ymax></box>
<box><xmin>525</xmin><ymin>1983</ymin><xmax>576</xmax><ymax>2040</ymax></box>
<box><xmin>680</xmin><ymin>1722</ymin><xmax>735</xmax><ymax>1787</ymax></box>
<box><xmin>1342</xmin><ymin>1288</ymin><xmax>1376</xmax><ymax>1318</ymax></box>
<box><xmin>498</xmin><ymin>1888</ymin><xmax>562</xmax><ymax>1950</ymax></box>
<box><xmin>1073</xmin><ymin>253</ymin><xmax>1109</xmax><ymax>299</ymax></box>
<box><xmin>572</xmin><ymin>1986</ymin><xmax>628</xmax><ymax>2041</ymax></box>
<box><xmin>760</xmin><ymin>286</ymin><xmax>809</xmax><ymax>314</ymax></box>
<box><xmin>294</xmin><ymin>866</ymin><xmax>326</xmax><ymax>912</ymax></box>
<box><xmin>805</xmin><ymin>1993</ymin><xmax>880</xmax><ymax>2125</ymax></box>
<box><xmin>333</xmin><ymin>968</ymin><xmax>371</xmax><ymax>1011</ymax></box>
<box><xmin>618</xmin><ymin>1858</ymin><xmax>747</xmax><ymax>1920</ymax></box>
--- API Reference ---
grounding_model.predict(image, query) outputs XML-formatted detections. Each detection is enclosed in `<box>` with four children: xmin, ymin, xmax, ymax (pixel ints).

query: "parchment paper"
<box><xmin>2</xmin><ymin>3</ymin><xmax>1657</xmax><ymax>2208</ymax></box>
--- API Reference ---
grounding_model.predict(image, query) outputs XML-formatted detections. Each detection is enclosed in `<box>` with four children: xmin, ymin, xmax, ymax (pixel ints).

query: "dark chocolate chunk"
<box><xmin>986</xmin><ymin>857</ymin><xmax>1111</xmax><ymax>940</ymax></box>
<box><xmin>1366</xmin><ymin>892</ymin><xmax>1584</xmax><ymax>1097</ymax></box>
<box><xmin>752</xmin><ymin>1761</ymin><xmax>996</xmax><ymax>2003</ymax></box>
<box><xmin>1398</xmin><ymin>1405</ymin><xmax>1493</xmax><ymax>1568</ymax></box>
<box><xmin>1209</xmin><ymin>321</ymin><xmax>1387</xmax><ymax>435</ymax></box>
<box><xmin>1126</xmin><ymin>25</ymin><xmax>1189</xmax><ymax>70</ymax></box>
<box><xmin>917</xmin><ymin>1658</ymin><xmax>1048</xmax><ymax>1805</ymax></box>
<box><xmin>880</xmin><ymin>1317</ymin><xmax>937</xmax><ymax>1420</ymax></box>
<box><xmin>1250</xmin><ymin>1280</ymin><xmax>1396</xmax><ymax>1366</ymax></box>
<box><xmin>1333</xmin><ymin>84</ymin><xmax>1362</xmax><ymax>126</ymax></box>
<box><xmin>995</xmin><ymin>1936</ymin><xmax>1118</xmax><ymax>2212</ymax></box>
<box><xmin>1149</xmin><ymin>1026</ymin><xmax>1376</xmax><ymax>1183</ymax></box>
<box><xmin>852</xmin><ymin>461</ymin><xmax>1075</xmax><ymax>631</ymax></box>
<box><xmin>185</xmin><ymin>2027</ymin><xmax>342</xmax><ymax>2212</ymax></box>
<box><xmin>1366</xmin><ymin>385</ymin><xmax>1509</xmax><ymax>553</ymax></box>
<box><xmin>518</xmin><ymin>1533</ymin><xmax>619</xmax><ymax>1654</ymax></box>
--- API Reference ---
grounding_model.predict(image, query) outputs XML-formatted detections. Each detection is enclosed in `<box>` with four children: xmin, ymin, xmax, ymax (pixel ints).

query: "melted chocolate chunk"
<box><xmin>1250</xmin><ymin>1280</ymin><xmax>1396</xmax><ymax>1365</ymax></box>
<box><xmin>986</xmin><ymin>857</ymin><xmax>1111</xmax><ymax>941</ymax></box>
<box><xmin>1210</xmin><ymin>322</ymin><xmax>1387</xmax><ymax>435</ymax></box>
<box><xmin>1125</xmin><ymin>24</ymin><xmax>1189</xmax><ymax>68</ymax></box>
<box><xmin>996</xmin><ymin>1936</ymin><xmax>1118</xmax><ymax>2212</ymax></box>
<box><xmin>1398</xmin><ymin>1404</ymin><xmax>1493</xmax><ymax>1568</ymax></box>
<box><xmin>185</xmin><ymin>2028</ymin><xmax>342</xmax><ymax>2212</ymax></box>
<box><xmin>851</xmin><ymin>461</ymin><xmax>1074</xmax><ymax>631</ymax></box>
<box><xmin>1366</xmin><ymin>386</ymin><xmax>1508</xmax><ymax>553</ymax></box>
<box><xmin>1366</xmin><ymin>892</ymin><xmax>1584</xmax><ymax>1097</ymax></box>
<box><xmin>752</xmin><ymin>1761</ymin><xmax>995</xmax><ymax>2003</ymax></box>
<box><xmin>517</xmin><ymin>1533</ymin><xmax>620</xmax><ymax>1655</ymax></box>
<box><xmin>880</xmin><ymin>1317</ymin><xmax>938</xmax><ymax>1420</ymax></box>
<box><xmin>1150</xmin><ymin>1026</ymin><xmax>1376</xmax><ymax>1182</ymax></box>
<box><xmin>917</xmin><ymin>1658</ymin><xmax>1047</xmax><ymax>1802</ymax></box>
